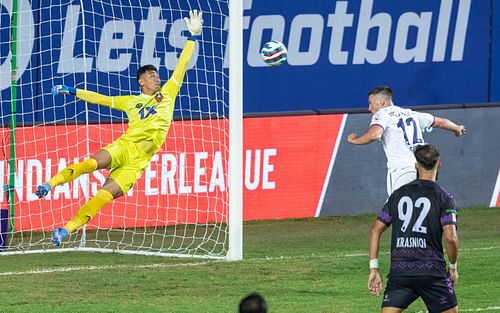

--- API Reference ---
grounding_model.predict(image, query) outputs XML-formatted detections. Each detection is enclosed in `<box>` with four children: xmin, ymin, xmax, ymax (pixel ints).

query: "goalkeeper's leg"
<box><xmin>35</xmin><ymin>158</ymin><xmax>98</xmax><ymax>198</ymax></box>
<box><xmin>51</xmin><ymin>158</ymin><xmax>99</xmax><ymax>186</ymax></box>
<box><xmin>65</xmin><ymin>188</ymin><xmax>115</xmax><ymax>233</ymax></box>
<box><xmin>51</xmin><ymin>188</ymin><xmax>115</xmax><ymax>246</ymax></box>
<box><xmin>36</xmin><ymin>149</ymin><xmax>112</xmax><ymax>198</ymax></box>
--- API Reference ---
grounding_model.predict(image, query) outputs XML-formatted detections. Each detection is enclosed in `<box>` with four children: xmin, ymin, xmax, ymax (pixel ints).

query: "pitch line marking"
<box><xmin>0</xmin><ymin>261</ymin><xmax>210</xmax><ymax>276</ymax></box>
<box><xmin>415</xmin><ymin>307</ymin><xmax>500</xmax><ymax>313</ymax></box>
<box><xmin>258</xmin><ymin>245</ymin><xmax>500</xmax><ymax>261</ymax></box>
<box><xmin>0</xmin><ymin>245</ymin><xmax>498</xmax><ymax>277</ymax></box>
<box><xmin>461</xmin><ymin>307</ymin><xmax>500</xmax><ymax>312</ymax></box>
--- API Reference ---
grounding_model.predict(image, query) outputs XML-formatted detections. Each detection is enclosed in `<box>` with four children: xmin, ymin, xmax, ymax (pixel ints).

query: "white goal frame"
<box><xmin>1</xmin><ymin>0</ymin><xmax>243</xmax><ymax>261</ymax></box>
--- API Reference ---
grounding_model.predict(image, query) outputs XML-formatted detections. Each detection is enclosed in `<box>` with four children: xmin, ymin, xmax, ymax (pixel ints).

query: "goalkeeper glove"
<box><xmin>52</xmin><ymin>85</ymin><xmax>76</xmax><ymax>96</ymax></box>
<box><xmin>184</xmin><ymin>10</ymin><xmax>203</xmax><ymax>40</ymax></box>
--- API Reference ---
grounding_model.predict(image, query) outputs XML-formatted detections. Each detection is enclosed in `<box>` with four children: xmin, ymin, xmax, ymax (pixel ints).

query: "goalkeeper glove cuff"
<box><xmin>52</xmin><ymin>85</ymin><xmax>77</xmax><ymax>96</ymax></box>
<box><xmin>187</xmin><ymin>35</ymin><xmax>200</xmax><ymax>41</ymax></box>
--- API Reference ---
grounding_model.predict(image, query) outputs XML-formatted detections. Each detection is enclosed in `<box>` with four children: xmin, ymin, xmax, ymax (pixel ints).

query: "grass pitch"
<box><xmin>0</xmin><ymin>207</ymin><xmax>499</xmax><ymax>312</ymax></box>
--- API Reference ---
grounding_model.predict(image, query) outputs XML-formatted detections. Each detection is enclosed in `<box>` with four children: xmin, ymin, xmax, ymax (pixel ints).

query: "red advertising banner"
<box><xmin>1</xmin><ymin>114</ymin><xmax>344</xmax><ymax>231</ymax></box>
<box><xmin>243</xmin><ymin>115</ymin><xmax>344</xmax><ymax>220</ymax></box>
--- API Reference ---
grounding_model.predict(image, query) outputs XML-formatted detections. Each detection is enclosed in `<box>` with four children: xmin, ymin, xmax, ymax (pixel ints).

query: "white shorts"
<box><xmin>386</xmin><ymin>166</ymin><xmax>417</xmax><ymax>196</ymax></box>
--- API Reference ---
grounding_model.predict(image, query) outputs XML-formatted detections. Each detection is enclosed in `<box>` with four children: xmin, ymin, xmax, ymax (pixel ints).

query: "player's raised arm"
<box><xmin>348</xmin><ymin>125</ymin><xmax>384</xmax><ymax>145</ymax></box>
<box><xmin>52</xmin><ymin>84</ymin><xmax>114</xmax><ymax>108</ymax></box>
<box><xmin>162</xmin><ymin>10</ymin><xmax>203</xmax><ymax>96</ymax></box>
<box><xmin>432</xmin><ymin>116</ymin><xmax>466</xmax><ymax>137</ymax></box>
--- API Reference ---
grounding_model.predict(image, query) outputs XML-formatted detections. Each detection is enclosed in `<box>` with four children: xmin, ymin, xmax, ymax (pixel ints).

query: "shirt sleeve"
<box><xmin>75</xmin><ymin>89</ymin><xmax>128</xmax><ymax>113</ymax></box>
<box><xmin>112</xmin><ymin>96</ymin><xmax>131</xmax><ymax>112</ymax></box>
<box><xmin>161</xmin><ymin>39</ymin><xmax>196</xmax><ymax>100</ymax></box>
<box><xmin>415</xmin><ymin>111</ymin><xmax>435</xmax><ymax>129</ymax></box>
<box><xmin>76</xmin><ymin>89</ymin><xmax>113</xmax><ymax>107</ymax></box>
<box><xmin>370</xmin><ymin>110</ymin><xmax>387</xmax><ymax>129</ymax></box>
<box><xmin>440</xmin><ymin>191</ymin><xmax>458</xmax><ymax>227</ymax></box>
<box><xmin>377</xmin><ymin>200</ymin><xmax>393</xmax><ymax>226</ymax></box>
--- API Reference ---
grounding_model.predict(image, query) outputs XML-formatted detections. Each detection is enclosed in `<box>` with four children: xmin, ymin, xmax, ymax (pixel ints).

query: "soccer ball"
<box><xmin>260</xmin><ymin>40</ymin><xmax>287</xmax><ymax>66</ymax></box>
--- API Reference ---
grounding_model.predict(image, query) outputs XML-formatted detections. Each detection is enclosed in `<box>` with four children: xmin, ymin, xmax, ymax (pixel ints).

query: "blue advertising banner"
<box><xmin>0</xmin><ymin>0</ymin><xmax>228</xmax><ymax>125</ymax></box>
<box><xmin>0</xmin><ymin>0</ymin><xmax>494</xmax><ymax>123</ymax></box>
<box><xmin>244</xmin><ymin>0</ymin><xmax>490</xmax><ymax>112</ymax></box>
<box><xmin>491</xmin><ymin>0</ymin><xmax>500</xmax><ymax>102</ymax></box>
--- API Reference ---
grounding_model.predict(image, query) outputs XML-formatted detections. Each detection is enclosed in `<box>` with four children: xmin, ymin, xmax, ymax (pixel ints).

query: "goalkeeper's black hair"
<box><xmin>136</xmin><ymin>64</ymin><xmax>158</xmax><ymax>83</ymax></box>
<box><xmin>368</xmin><ymin>85</ymin><xmax>393</xmax><ymax>100</ymax></box>
<box><xmin>414</xmin><ymin>144</ymin><xmax>440</xmax><ymax>170</ymax></box>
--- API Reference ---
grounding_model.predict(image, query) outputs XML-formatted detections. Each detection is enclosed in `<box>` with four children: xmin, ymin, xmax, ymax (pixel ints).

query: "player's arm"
<box><xmin>368</xmin><ymin>219</ymin><xmax>388</xmax><ymax>296</ymax></box>
<box><xmin>52</xmin><ymin>85</ymin><xmax>114</xmax><ymax>108</ymax></box>
<box><xmin>348</xmin><ymin>124</ymin><xmax>384</xmax><ymax>145</ymax></box>
<box><xmin>441</xmin><ymin>195</ymin><xmax>459</xmax><ymax>285</ymax></box>
<box><xmin>162</xmin><ymin>10</ymin><xmax>203</xmax><ymax>98</ymax></box>
<box><xmin>432</xmin><ymin>116</ymin><xmax>465</xmax><ymax>137</ymax></box>
<box><xmin>443</xmin><ymin>224</ymin><xmax>459</xmax><ymax>285</ymax></box>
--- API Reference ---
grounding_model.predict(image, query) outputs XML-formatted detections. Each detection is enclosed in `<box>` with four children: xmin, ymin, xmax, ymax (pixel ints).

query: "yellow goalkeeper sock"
<box><xmin>49</xmin><ymin>158</ymin><xmax>98</xmax><ymax>187</ymax></box>
<box><xmin>65</xmin><ymin>189</ymin><xmax>114</xmax><ymax>233</ymax></box>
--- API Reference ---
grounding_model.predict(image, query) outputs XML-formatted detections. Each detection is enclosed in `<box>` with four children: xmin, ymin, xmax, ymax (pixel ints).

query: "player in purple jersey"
<box><xmin>367</xmin><ymin>144</ymin><xmax>459</xmax><ymax>313</ymax></box>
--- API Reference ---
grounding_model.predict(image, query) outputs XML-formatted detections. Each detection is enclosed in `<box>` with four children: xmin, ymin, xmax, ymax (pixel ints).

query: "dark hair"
<box><xmin>368</xmin><ymin>85</ymin><xmax>393</xmax><ymax>99</ymax></box>
<box><xmin>136</xmin><ymin>64</ymin><xmax>158</xmax><ymax>83</ymax></box>
<box><xmin>414</xmin><ymin>144</ymin><xmax>440</xmax><ymax>170</ymax></box>
<box><xmin>239</xmin><ymin>293</ymin><xmax>267</xmax><ymax>313</ymax></box>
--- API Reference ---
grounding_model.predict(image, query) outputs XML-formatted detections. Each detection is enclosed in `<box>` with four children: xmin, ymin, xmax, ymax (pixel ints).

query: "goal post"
<box><xmin>228</xmin><ymin>0</ymin><xmax>243</xmax><ymax>261</ymax></box>
<box><xmin>1</xmin><ymin>0</ymin><xmax>243</xmax><ymax>260</ymax></box>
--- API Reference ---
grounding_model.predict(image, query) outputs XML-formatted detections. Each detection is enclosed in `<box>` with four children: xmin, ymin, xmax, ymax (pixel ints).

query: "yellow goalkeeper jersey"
<box><xmin>75</xmin><ymin>40</ymin><xmax>196</xmax><ymax>154</ymax></box>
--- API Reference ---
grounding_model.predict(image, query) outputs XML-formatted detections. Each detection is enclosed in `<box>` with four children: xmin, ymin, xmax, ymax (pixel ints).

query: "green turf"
<box><xmin>0</xmin><ymin>207</ymin><xmax>499</xmax><ymax>312</ymax></box>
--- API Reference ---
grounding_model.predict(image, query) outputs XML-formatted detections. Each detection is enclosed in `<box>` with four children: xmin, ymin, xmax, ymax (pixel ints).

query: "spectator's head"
<box><xmin>239</xmin><ymin>292</ymin><xmax>267</xmax><ymax>313</ymax></box>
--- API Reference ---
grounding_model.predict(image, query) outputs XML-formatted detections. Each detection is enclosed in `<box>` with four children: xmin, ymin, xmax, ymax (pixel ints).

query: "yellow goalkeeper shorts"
<box><xmin>103</xmin><ymin>138</ymin><xmax>153</xmax><ymax>194</ymax></box>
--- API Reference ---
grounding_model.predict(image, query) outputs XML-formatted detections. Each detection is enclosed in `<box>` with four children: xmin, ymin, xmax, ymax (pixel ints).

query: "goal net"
<box><xmin>0</xmin><ymin>0</ymin><xmax>242</xmax><ymax>259</ymax></box>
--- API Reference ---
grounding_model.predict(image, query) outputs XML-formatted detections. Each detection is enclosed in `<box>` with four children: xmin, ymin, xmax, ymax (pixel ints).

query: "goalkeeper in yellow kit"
<box><xmin>35</xmin><ymin>10</ymin><xmax>203</xmax><ymax>246</ymax></box>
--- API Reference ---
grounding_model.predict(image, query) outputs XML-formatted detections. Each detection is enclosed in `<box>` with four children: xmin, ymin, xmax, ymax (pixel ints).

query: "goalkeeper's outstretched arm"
<box><xmin>52</xmin><ymin>84</ymin><xmax>114</xmax><ymax>108</ymax></box>
<box><xmin>162</xmin><ymin>10</ymin><xmax>203</xmax><ymax>96</ymax></box>
<box><xmin>53</xmin><ymin>10</ymin><xmax>203</xmax><ymax>108</ymax></box>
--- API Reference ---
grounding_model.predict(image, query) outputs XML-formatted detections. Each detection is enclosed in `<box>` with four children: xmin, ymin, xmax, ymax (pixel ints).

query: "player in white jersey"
<box><xmin>348</xmin><ymin>86</ymin><xmax>465</xmax><ymax>195</ymax></box>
